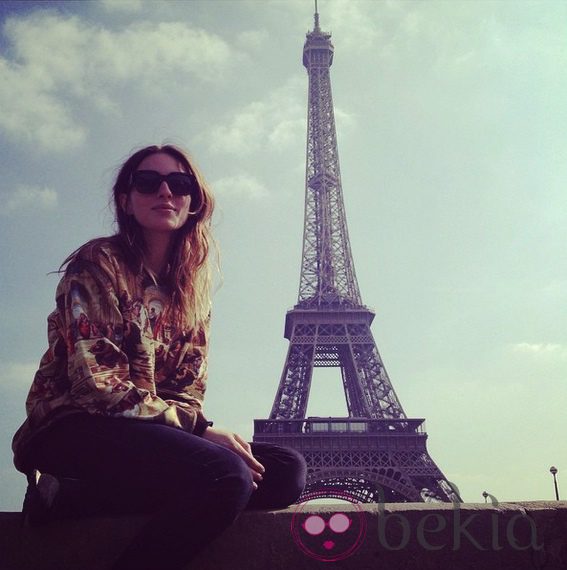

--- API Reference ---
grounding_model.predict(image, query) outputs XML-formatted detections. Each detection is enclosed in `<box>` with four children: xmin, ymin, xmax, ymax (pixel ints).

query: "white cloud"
<box><xmin>212</xmin><ymin>174</ymin><xmax>268</xmax><ymax>200</ymax></box>
<box><xmin>0</xmin><ymin>11</ymin><xmax>232</xmax><ymax>151</ymax></box>
<box><xmin>287</xmin><ymin>0</ymin><xmax>567</xmax><ymax>80</ymax></box>
<box><xmin>3</xmin><ymin>185</ymin><xmax>58</xmax><ymax>215</ymax></box>
<box><xmin>236</xmin><ymin>29</ymin><xmax>269</xmax><ymax>51</ymax></box>
<box><xmin>206</xmin><ymin>73</ymin><xmax>357</xmax><ymax>157</ymax></box>
<box><xmin>283</xmin><ymin>0</ymin><xmax>382</xmax><ymax>51</ymax></box>
<box><xmin>542</xmin><ymin>280</ymin><xmax>567</xmax><ymax>299</ymax></box>
<box><xmin>510</xmin><ymin>343</ymin><xmax>567</xmax><ymax>357</ymax></box>
<box><xmin>0</xmin><ymin>57</ymin><xmax>88</xmax><ymax>151</ymax></box>
<box><xmin>206</xmin><ymin>76</ymin><xmax>306</xmax><ymax>156</ymax></box>
<box><xmin>100</xmin><ymin>0</ymin><xmax>143</xmax><ymax>12</ymax></box>
<box><xmin>208</xmin><ymin>101</ymin><xmax>267</xmax><ymax>155</ymax></box>
<box><xmin>322</xmin><ymin>0</ymin><xmax>381</xmax><ymax>51</ymax></box>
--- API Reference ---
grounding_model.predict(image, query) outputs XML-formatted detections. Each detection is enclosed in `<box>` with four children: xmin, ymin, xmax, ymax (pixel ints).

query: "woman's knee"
<box><xmin>280</xmin><ymin>448</ymin><xmax>307</xmax><ymax>503</ymax></box>
<box><xmin>253</xmin><ymin>444</ymin><xmax>307</xmax><ymax>505</ymax></box>
<box><xmin>212</xmin><ymin>446</ymin><xmax>254</xmax><ymax>487</ymax></box>
<box><xmin>179</xmin><ymin>443</ymin><xmax>254</xmax><ymax>506</ymax></box>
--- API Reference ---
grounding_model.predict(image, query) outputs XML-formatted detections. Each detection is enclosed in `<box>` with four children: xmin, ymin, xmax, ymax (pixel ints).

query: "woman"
<box><xmin>12</xmin><ymin>144</ymin><xmax>307</xmax><ymax>569</ymax></box>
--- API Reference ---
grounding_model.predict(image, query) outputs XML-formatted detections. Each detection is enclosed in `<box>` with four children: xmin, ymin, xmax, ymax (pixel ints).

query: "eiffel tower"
<box><xmin>253</xmin><ymin>5</ymin><xmax>460</xmax><ymax>504</ymax></box>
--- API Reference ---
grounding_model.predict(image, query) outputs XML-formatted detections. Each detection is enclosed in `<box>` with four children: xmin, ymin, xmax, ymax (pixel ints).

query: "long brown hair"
<box><xmin>63</xmin><ymin>144</ymin><xmax>216</xmax><ymax>332</ymax></box>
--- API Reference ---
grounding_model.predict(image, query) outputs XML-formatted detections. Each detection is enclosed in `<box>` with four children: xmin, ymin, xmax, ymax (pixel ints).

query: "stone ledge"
<box><xmin>1</xmin><ymin>501</ymin><xmax>566</xmax><ymax>569</ymax></box>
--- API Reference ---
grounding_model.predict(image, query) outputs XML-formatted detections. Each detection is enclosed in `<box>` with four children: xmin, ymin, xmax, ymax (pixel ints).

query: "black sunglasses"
<box><xmin>131</xmin><ymin>170</ymin><xmax>202</xmax><ymax>208</ymax></box>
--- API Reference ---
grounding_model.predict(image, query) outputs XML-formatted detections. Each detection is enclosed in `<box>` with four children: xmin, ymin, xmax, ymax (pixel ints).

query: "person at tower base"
<box><xmin>11</xmin><ymin>143</ymin><xmax>307</xmax><ymax>570</ymax></box>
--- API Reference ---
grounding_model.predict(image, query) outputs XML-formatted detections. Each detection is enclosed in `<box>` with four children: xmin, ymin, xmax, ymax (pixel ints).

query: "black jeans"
<box><xmin>26</xmin><ymin>413</ymin><xmax>307</xmax><ymax>570</ymax></box>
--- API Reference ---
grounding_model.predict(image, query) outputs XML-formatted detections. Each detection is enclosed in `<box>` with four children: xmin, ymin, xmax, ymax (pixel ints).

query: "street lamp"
<box><xmin>549</xmin><ymin>466</ymin><xmax>560</xmax><ymax>501</ymax></box>
<box><xmin>482</xmin><ymin>491</ymin><xmax>488</xmax><ymax>504</ymax></box>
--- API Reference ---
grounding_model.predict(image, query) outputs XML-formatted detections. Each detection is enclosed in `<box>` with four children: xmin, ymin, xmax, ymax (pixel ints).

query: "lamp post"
<box><xmin>482</xmin><ymin>491</ymin><xmax>488</xmax><ymax>504</ymax></box>
<box><xmin>549</xmin><ymin>466</ymin><xmax>560</xmax><ymax>500</ymax></box>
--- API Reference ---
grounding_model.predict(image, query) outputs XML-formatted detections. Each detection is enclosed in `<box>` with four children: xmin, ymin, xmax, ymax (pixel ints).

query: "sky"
<box><xmin>0</xmin><ymin>0</ymin><xmax>566</xmax><ymax>510</ymax></box>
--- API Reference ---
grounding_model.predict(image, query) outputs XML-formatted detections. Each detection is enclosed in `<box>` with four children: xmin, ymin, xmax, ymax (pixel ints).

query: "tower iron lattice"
<box><xmin>253</xmin><ymin>8</ymin><xmax>460</xmax><ymax>504</ymax></box>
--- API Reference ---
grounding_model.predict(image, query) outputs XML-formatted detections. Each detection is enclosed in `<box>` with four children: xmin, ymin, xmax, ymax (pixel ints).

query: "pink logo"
<box><xmin>290</xmin><ymin>489</ymin><xmax>367</xmax><ymax>562</ymax></box>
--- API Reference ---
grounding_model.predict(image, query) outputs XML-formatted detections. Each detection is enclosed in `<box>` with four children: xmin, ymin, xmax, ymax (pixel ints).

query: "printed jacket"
<box><xmin>12</xmin><ymin>239</ymin><xmax>211</xmax><ymax>473</ymax></box>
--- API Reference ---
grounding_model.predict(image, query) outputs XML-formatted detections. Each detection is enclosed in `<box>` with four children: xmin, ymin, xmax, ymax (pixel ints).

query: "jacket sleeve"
<box><xmin>60</xmin><ymin>255</ymin><xmax>210</xmax><ymax>434</ymax></box>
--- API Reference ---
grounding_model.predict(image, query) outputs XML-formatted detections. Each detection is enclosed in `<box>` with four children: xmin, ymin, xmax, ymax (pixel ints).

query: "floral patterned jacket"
<box><xmin>12</xmin><ymin>239</ymin><xmax>212</xmax><ymax>473</ymax></box>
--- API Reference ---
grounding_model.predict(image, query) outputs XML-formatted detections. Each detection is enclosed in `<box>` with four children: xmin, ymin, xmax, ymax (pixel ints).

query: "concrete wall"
<box><xmin>1</xmin><ymin>501</ymin><xmax>566</xmax><ymax>569</ymax></box>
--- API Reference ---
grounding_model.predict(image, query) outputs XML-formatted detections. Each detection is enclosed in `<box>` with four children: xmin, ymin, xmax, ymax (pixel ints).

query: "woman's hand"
<box><xmin>201</xmin><ymin>427</ymin><xmax>265</xmax><ymax>490</ymax></box>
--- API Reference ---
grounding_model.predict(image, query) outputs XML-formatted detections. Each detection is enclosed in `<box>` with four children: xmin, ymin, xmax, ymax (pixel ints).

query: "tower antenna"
<box><xmin>314</xmin><ymin>0</ymin><xmax>320</xmax><ymax>31</ymax></box>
